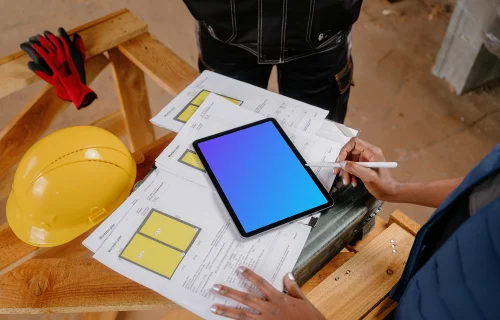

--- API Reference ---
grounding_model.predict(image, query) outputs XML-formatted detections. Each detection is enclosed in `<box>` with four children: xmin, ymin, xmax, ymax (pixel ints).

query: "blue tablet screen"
<box><xmin>196</xmin><ymin>121</ymin><xmax>329</xmax><ymax>232</ymax></box>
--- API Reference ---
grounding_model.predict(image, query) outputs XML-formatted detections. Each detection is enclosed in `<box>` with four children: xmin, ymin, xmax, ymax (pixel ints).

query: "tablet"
<box><xmin>193</xmin><ymin>118</ymin><xmax>333</xmax><ymax>238</ymax></box>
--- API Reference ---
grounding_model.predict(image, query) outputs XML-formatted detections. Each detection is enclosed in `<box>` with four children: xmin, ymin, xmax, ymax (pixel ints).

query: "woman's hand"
<box><xmin>210</xmin><ymin>266</ymin><xmax>325</xmax><ymax>320</ymax></box>
<box><xmin>333</xmin><ymin>137</ymin><xmax>399</xmax><ymax>201</ymax></box>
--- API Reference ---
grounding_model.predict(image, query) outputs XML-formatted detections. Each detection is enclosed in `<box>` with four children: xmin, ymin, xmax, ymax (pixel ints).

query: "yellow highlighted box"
<box><xmin>176</xmin><ymin>104</ymin><xmax>198</xmax><ymax>122</ymax></box>
<box><xmin>222</xmin><ymin>96</ymin><xmax>242</xmax><ymax>105</ymax></box>
<box><xmin>121</xmin><ymin>233</ymin><xmax>184</xmax><ymax>279</ymax></box>
<box><xmin>191</xmin><ymin>90</ymin><xmax>211</xmax><ymax>106</ymax></box>
<box><xmin>175</xmin><ymin>90</ymin><xmax>242</xmax><ymax>123</ymax></box>
<box><xmin>140</xmin><ymin>211</ymin><xmax>198</xmax><ymax>251</ymax></box>
<box><xmin>180</xmin><ymin>150</ymin><xmax>205</xmax><ymax>171</ymax></box>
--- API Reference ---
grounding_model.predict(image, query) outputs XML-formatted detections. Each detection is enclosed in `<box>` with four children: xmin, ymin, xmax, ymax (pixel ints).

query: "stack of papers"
<box><xmin>84</xmin><ymin>71</ymin><xmax>359</xmax><ymax>319</ymax></box>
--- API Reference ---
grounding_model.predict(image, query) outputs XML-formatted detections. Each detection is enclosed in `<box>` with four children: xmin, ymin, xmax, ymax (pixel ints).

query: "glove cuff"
<box><xmin>67</xmin><ymin>83</ymin><xmax>97</xmax><ymax>109</ymax></box>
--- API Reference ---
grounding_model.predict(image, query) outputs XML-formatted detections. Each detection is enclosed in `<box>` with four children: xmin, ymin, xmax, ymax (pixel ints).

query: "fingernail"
<box><xmin>288</xmin><ymin>272</ymin><xmax>295</xmax><ymax>281</ymax></box>
<box><xmin>210</xmin><ymin>305</ymin><xmax>218</xmax><ymax>313</ymax></box>
<box><xmin>351</xmin><ymin>181</ymin><xmax>356</xmax><ymax>188</ymax></box>
<box><xmin>212</xmin><ymin>284</ymin><xmax>221</xmax><ymax>292</ymax></box>
<box><xmin>340</xmin><ymin>161</ymin><xmax>346</xmax><ymax>169</ymax></box>
<box><xmin>236</xmin><ymin>266</ymin><xmax>246</xmax><ymax>275</ymax></box>
<box><xmin>343</xmin><ymin>178</ymin><xmax>348</xmax><ymax>186</ymax></box>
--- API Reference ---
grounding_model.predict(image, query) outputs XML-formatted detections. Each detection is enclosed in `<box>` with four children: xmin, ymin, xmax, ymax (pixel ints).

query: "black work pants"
<box><xmin>197</xmin><ymin>25</ymin><xmax>353</xmax><ymax>123</ymax></box>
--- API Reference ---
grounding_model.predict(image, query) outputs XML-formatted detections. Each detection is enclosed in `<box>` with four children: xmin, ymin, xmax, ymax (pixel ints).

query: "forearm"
<box><xmin>387</xmin><ymin>178</ymin><xmax>464</xmax><ymax>208</ymax></box>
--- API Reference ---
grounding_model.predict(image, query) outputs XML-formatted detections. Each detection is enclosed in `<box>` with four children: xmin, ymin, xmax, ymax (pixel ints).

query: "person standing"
<box><xmin>182</xmin><ymin>0</ymin><xmax>363</xmax><ymax>123</ymax></box>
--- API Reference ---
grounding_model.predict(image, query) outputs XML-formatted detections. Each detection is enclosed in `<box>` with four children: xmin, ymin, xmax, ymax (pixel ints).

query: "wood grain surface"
<box><xmin>388</xmin><ymin>210</ymin><xmax>421</xmax><ymax>236</ymax></box>
<box><xmin>117</xmin><ymin>33</ymin><xmax>198</xmax><ymax>97</ymax></box>
<box><xmin>109</xmin><ymin>47</ymin><xmax>155</xmax><ymax>151</ymax></box>
<box><xmin>307</xmin><ymin>224</ymin><xmax>414</xmax><ymax>320</ymax></box>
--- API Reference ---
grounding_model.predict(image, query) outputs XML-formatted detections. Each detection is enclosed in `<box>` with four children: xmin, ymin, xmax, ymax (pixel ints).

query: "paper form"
<box><xmin>155</xmin><ymin>94</ymin><xmax>345</xmax><ymax>191</ymax></box>
<box><xmin>150</xmin><ymin>70</ymin><xmax>328</xmax><ymax>134</ymax></box>
<box><xmin>91</xmin><ymin>169</ymin><xmax>311</xmax><ymax>319</ymax></box>
<box><xmin>316</xmin><ymin>120</ymin><xmax>358</xmax><ymax>144</ymax></box>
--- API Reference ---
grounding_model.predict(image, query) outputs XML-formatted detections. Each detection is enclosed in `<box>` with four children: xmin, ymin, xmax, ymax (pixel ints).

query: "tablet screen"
<box><xmin>195</xmin><ymin>119</ymin><xmax>332</xmax><ymax>236</ymax></box>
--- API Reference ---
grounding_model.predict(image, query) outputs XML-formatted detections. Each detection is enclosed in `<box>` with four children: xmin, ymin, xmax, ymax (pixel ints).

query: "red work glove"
<box><xmin>21</xmin><ymin>38</ymin><xmax>72</xmax><ymax>102</ymax></box>
<box><xmin>20</xmin><ymin>28</ymin><xmax>96</xmax><ymax>109</ymax></box>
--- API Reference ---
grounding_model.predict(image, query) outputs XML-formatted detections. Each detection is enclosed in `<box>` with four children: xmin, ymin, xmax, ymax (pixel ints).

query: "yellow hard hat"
<box><xmin>7</xmin><ymin>126</ymin><xmax>136</xmax><ymax>247</ymax></box>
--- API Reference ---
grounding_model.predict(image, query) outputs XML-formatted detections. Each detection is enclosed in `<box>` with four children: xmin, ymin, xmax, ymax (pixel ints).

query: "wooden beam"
<box><xmin>82</xmin><ymin>311</ymin><xmax>120</xmax><ymax>320</ymax></box>
<box><xmin>117</xmin><ymin>33</ymin><xmax>198</xmax><ymax>97</ymax></box>
<box><xmin>92</xmin><ymin>111</ymin><xmax>126</xmax><ymax>137</ymax></box>
<box><xmin>301</xmin><ymin>252</ymin><xmax>355</xmax><ymax>295</ymax></box>
<box><xmin>0</xmin><ymin>258</ymin><xmax>179</xmax><ymax>314</ymax></box>
<box><xmin>109</xmin><ymin>47</ymin><xmax>155</xmax><ymax>151</ymax></box>
<box><xmin>307</xmin><ymin>224</ymin><xmax>414</xmax><ymax>320</ymax></box>
<box><xmin>363</xmin><ymin>297</ymin><xmax>398</xmax><ymax>320</ymax></box>
<box><xmin>0</xmin><ymin>9</ymin><xmax>148</xmax><ymax>99</ymax></box>
<box><xmin>0</xmin><ymin>53</ymin><xmax>109</xmax><ymax>178</ymax></box>
<box><xmin>388</xmin><ymin>210</ymin><xmax>421</xmax><ymax>236</ymax></box>
<box><xmin>0</xmin><ymin>223</ymin><xmax>46</xmax><ymax>277</ymax></box>
<box><xmin>346</xmin><ymin>216</ymin><xmax>388</xmax><ymax>253</ymax></box>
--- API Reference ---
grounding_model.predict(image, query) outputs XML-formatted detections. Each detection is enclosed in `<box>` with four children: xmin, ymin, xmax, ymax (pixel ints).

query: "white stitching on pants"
<box><xmin>280</xmin><ymin>0</ymin><xmax>288</xmax><ymax>62</ymax></box>
<box><xmin>258</xmin><ymin>0</ymin><xmax>262</xmax><ymax>60</ymax></box>
<box><xmin>233</xmin><ymin>43</ymin><xmax>258</xmax><ymax>55</ymax></box>
<box><xmin>228</xmin><ymin>0</ymin><xmax>237</xmax><ymax>42</ymax></box>
<box><xmin>306</xmin><ymin>0</ymin><xmax>315</xmax><ymax>48</ymax></box>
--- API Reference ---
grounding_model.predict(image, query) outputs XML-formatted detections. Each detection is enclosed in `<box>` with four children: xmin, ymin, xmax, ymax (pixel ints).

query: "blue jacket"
<box><xmin>392</xmin><ymin>144</ymin><xmax>500</xmax><ymax>319</ymax></box>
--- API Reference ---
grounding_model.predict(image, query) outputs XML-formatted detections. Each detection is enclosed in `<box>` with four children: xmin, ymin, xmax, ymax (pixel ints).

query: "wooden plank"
<box><xmin>82</xmin><ymin>311</ymin><xmax>120</xmax><ymax>320</ymax></box>
<box><xmin>0</xmin><ymin>53</ymin><xmax>109</xmax><ymax>178</ymax></box>
<box><xmin>388</xmin><ymin>210</ymin><xmax>421</xmax><ymax>236</ymax></box>
<box><xmin>0</xmin><ymin>258</ymin><xmax>179</xmax><ymax>313</ymax></box>
<box><xmin>307</xmin><ymin>224</ymin><xmax>414</xmax><ymax>320</ymax></box>
<box><xmin>363</xmin><ymin>297</ymin><xmax>398</xmax><ymax>320</ymax></box>
<box><xmin>160</xmin><ymin>309</ymin><xmax>202</xmax><ymax>320</ymax></box>
<box><xmin>117</xmin><ymin>33</ymin><xmax>198</xmax><ymax>97</ymax></box>
<box><xmin>301</xmin><ymin>252</ymin><xmax>355</xmax><ymax>295</ymax></box>
<box><xmin>0</xmin><ymin>9</ymin><xmax>148</xmax><ymax>99</ymax></box>
<box><xmin>0</xmin><ymin>223</ymin><xmax>46</xmax><ymax>277</ymax></box>
<box><xmin>0</xmin><ymin>9</ymin><xmax>129</xmax><ymax>66</ymax></box>
<box><xmin>92</xmin><ymin>111</ymin><xmax>126</xmax><ymax>137</ymax></box>
<box><xmin>109</xmin><ymin>47</ymin><xmax>155</xmax><ymax>151</ymax></box>
<box><xmin>346</xmin><ymin>216</ymin><xmax>388</xmax><ymax>253</ymax></box>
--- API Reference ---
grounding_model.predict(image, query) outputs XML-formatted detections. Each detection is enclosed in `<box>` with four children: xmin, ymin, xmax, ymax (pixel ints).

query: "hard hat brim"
<box><xmin>6</xmin><ymin>193</ymin><xmax>94</xmax><ymax>247</ymax></box>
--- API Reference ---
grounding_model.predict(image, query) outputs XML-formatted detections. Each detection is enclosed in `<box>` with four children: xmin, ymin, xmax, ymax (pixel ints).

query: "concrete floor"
<box><xmin>0</xmin><ymin>0</ymin><xmax>499</xmax><ymax>318</ymax></box>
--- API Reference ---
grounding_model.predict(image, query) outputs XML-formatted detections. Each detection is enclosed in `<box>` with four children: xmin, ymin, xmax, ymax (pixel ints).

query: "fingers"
<box><xmin>211</xmin><ymin>284</ymin><xmax>267</xmax><ymax>311</ymax></box>
<box><xmin>237</xmin><ymin>266</ymin><xmax>279</xmax><ymax>299</ymax></box>
<box><xmin>210</xmin><ymin>304</ymin><xmax>259</xmax><ymax>319</ymax></box>
<box><xmin>73</xmin><ymin>33</ymin><xmax>86</xmax><ymax>60</ymax></box>
<box><xmin>342</xmin><ymin>161</ymin><xmax>377</xmax><ymax>183</ymax></box>
<box><xmin>58</xmin><ymin>27</ymin><xmax>72</xmax><ymax>49</ymax></box>
<box><xmin>21</xmin><ymin>42</ymin><xmax>41</xmax><ymax>64</ymax></box>
<box><xmin>27</xmin><ymin>62</ymin><xmax>53</xmax><ymax>82</ymax></box>
<box><xmin>351</xmin><ymin>176</ymin><xmax>358</xmax><ymax>188</ymax></box>
<box><xmin>333</xmin><ymin>138</ymin><xmax>385</xmax><ymax>175</ymax></box>
<box><xmin>38</xmin><ymin>35</ymin><xmax>56</xmax><ymax>52</ymax></box>
<box><xmin>283</xmin><ymin>272</ymin><xmax>306</xmax><ymax>300</ymax></box>
<box><xmin>342</xmin><ymin>167</ymin><xmax>351</xmax><ymax>186</ymax></box>
<box><xmin>44</xmin><ymin>30</ymin><xmax>64</xmax><ymax>52</ymax></box>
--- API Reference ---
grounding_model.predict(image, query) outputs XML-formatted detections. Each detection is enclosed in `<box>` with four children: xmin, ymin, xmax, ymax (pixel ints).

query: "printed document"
<box><xmin>150</xmin><ymin>70</ymin><xmax>328</xmax><ymax>133</ymax></box>
<box><xmin>88</xmin><ymin>169</ymin><xmax>311</xmax><ymax>320</ymax></box>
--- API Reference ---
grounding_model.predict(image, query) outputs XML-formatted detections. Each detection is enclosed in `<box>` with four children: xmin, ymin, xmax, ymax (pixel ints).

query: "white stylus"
<box><xmin>305</xmin><ymin>162</ymin><xmax>398</xmax><ymax>168</ymax></box>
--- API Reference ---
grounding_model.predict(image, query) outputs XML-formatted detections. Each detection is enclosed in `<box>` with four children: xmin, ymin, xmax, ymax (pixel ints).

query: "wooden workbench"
<box><xmin>0</xmin><ymin>9</ymin><xmax>421</xmax><ymax>319</ymax></box>
<box><xmin>0</xmin><ymin>133</ymin><xmax>420</xmax><ymax>318</ymax></box>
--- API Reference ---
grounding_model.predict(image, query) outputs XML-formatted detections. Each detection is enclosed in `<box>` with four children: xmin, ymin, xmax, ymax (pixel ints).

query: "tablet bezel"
<box><xmin>193</xmin><ymin>118</ymin><xmax>334</xmax><ymax>238</ymax></box>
